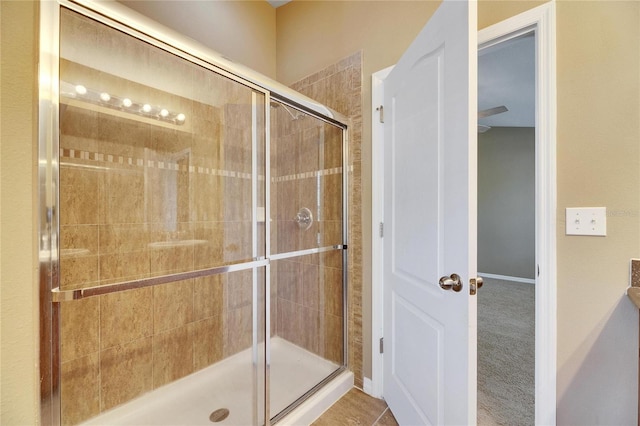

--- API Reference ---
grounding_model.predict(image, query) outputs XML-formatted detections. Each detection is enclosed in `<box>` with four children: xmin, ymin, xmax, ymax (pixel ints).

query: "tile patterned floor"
<box><xmin>312</xmin><ymin>388</ymin><xmax>399</xmax><ymax>426</ymax></box>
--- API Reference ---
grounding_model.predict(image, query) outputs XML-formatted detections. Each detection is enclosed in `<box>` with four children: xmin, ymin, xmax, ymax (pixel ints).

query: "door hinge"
<box><xmin>376</xmin><ymin>105</ymin><xmax>384</xmax><ymax>123</ymax></box>
<box><xmin>379</xmin><ymin>222</ymin><xmax>384</xmax><ymax>238</ymax></box>
<box><xmin>379</xmin><ymin>337</ymin><xmax>384</xmax><ymax>354</ymax></box>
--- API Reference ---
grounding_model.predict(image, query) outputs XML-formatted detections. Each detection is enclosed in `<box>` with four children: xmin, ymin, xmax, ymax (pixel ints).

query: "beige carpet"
<box><xmin>477</xmin><ymin>277</ymin><xmax>535</xmax><ymax>426</ymax></box>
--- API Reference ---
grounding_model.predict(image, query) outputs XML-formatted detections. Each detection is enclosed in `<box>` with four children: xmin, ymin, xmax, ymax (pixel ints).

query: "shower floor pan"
<box><xmin>81</xmin><ymin>337</ymin><xmax>345</xmax><ymax>425</ymax></box>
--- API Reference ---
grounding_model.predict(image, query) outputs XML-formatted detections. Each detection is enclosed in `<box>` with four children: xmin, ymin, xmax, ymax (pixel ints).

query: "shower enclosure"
<box><xmin>38</xmin><ymin>2</ymin><xmax>349</xmax><ymax>425</ymax></box>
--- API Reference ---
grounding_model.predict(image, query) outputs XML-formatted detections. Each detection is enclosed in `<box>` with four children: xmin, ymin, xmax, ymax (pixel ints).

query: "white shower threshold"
<box><xmin>81</xmin><ymin>337</ymin><xmax>352</xmax><ymax>425</ymax></box>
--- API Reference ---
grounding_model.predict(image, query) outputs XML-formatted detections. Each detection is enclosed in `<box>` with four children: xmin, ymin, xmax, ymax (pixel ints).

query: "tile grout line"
<box><xmin>371</xmin><ymin>406</ymin><xmax>389</xmax><ymax>426</ymax></box>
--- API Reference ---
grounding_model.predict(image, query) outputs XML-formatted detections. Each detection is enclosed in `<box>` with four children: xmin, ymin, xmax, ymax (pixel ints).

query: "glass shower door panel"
<box><xmin>58</xmin><ymin>8</ymin><xmax>266</xmax><ymax>425</ymax></box>
<box><xmin>269</xmin><ymin>103</ymin><xmax>346</xmax><ymax>420</ymax></box>
<box><xmin>270</xmin><ymin>103</ymin><xmax>344</xmax><ymax>255</ymax></box>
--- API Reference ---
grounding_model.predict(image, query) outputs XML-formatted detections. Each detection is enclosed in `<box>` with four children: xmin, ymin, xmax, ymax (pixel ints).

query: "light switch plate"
<box><xmin>565</xmin><ymin>207</ymin><xmax>607</xmax><ymax>236</ymax></box>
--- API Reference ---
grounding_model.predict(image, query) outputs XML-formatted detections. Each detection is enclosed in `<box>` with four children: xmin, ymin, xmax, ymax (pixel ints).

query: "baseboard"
<box><xmin>363</xmin><ymin>377</ymin><xmax>373</xmax><ymax>396</ymax></box>
<box><xmin>479</xmin><ymin>272</ymin><xmax>535</xmax><ymax>284</ymax></box>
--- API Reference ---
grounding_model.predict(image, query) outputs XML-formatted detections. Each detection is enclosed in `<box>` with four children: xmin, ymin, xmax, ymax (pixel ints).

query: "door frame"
<box><xmin>369</xmin><ymin>3</ymin><xmax>556</xmax><ymax>425</ymax></box>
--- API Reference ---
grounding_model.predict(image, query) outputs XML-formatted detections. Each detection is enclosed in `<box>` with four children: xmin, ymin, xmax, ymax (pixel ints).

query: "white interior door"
<box><xmin>382</xmin><ymin>1</ymin><xmax>478</xmax><ymax>425</ymax></box>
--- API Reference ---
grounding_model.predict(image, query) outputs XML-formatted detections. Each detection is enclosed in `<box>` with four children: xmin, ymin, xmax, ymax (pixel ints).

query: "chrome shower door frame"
<box><xmin>38</xmin><ymin>2</ymin><xmax>61</xmax><ymax>424</ymax></box>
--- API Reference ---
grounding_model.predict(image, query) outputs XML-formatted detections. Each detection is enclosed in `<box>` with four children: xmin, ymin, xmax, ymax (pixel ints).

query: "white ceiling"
<box><xmin>478</xmin><ymin>33</ymin><xmax>535</xmax><ymax>128</ymax></box>
<box><xmin>267</xmin><ymin>0</ymin><xmax>292</xmax><ymax>8</ymax></box>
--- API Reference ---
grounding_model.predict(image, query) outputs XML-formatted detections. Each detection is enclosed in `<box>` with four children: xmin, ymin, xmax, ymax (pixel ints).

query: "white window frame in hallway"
<box><xmin>369</xmin><ymin>3</ymin><xmax>556</xmax><ymax>424</ymax></box>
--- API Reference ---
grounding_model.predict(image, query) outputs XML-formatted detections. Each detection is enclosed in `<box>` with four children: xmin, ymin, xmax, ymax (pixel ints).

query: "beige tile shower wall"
<box><xmin>274</xmin><ymin>256</ymin><xmax>344</xmax><ymax>364</ymax></box>
<box><xmin>58</xmin><ymin>12</ymin><xmax>265</xmax><ymax>421</ymax></box>
<box><xmin>284</xmin><ymin>52</ymin><xmax>363</xmax><ymax>385</ymax></box>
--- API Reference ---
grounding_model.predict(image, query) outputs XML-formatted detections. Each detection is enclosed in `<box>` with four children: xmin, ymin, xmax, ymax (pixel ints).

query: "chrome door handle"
<box><xmin>439</xmin><ymin>273</ymin><xmax>463</xmax><ymax>292</ymax></box>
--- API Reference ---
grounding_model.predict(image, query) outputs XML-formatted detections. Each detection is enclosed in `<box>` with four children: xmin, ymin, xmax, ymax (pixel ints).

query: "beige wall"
<box><xmin>0</xmin><ymin>1</ymin><xmax>40</xmax><ymax>424</ymax></box>
<box><xmin>555</xmin><ymin>1</ymin><xmax>640</xmax><ymax>423</ymax></box>
<box><xmin>118</xmin><ymin>0</ymin><xmax>277</xmax><ymax>79</ymax></box>
<box><xmin>278</xmin><ymin>0</ymin><xmax>640</xmax><ymax>422</ymax></box>
<box><xmin>478</xmin><ymin>127</ymin><xmax>535</xmax><ymax>279</ymax></box>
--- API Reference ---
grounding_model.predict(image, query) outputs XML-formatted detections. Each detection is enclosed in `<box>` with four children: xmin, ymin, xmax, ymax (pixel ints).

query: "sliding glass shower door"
<box><xmin>41</xmin><ymin>4</ymin><xmax>347</xmax><ymax>425</ymax></box>
<box><xmin>56</xmin><ymin>8</ymin><xmax>267</xmax><ymax>425</ymax></box>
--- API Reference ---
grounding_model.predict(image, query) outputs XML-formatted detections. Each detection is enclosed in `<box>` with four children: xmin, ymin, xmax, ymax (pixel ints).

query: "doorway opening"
<box><xmin>477</xmin><ymin>32</ymin><xmax>536</xmax><ymax>424</ymax></box>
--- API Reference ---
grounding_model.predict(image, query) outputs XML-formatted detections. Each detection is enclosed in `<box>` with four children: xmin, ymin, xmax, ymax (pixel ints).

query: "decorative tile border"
<box><xmin>272</xmin><ymin>167</ymin><xmax>345</xmax><ymax>183</ymax></box>
<box><xmin>60</xmin><ymin>148</ymin><xmax>348</xmax><ymax>182</ymax></box>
